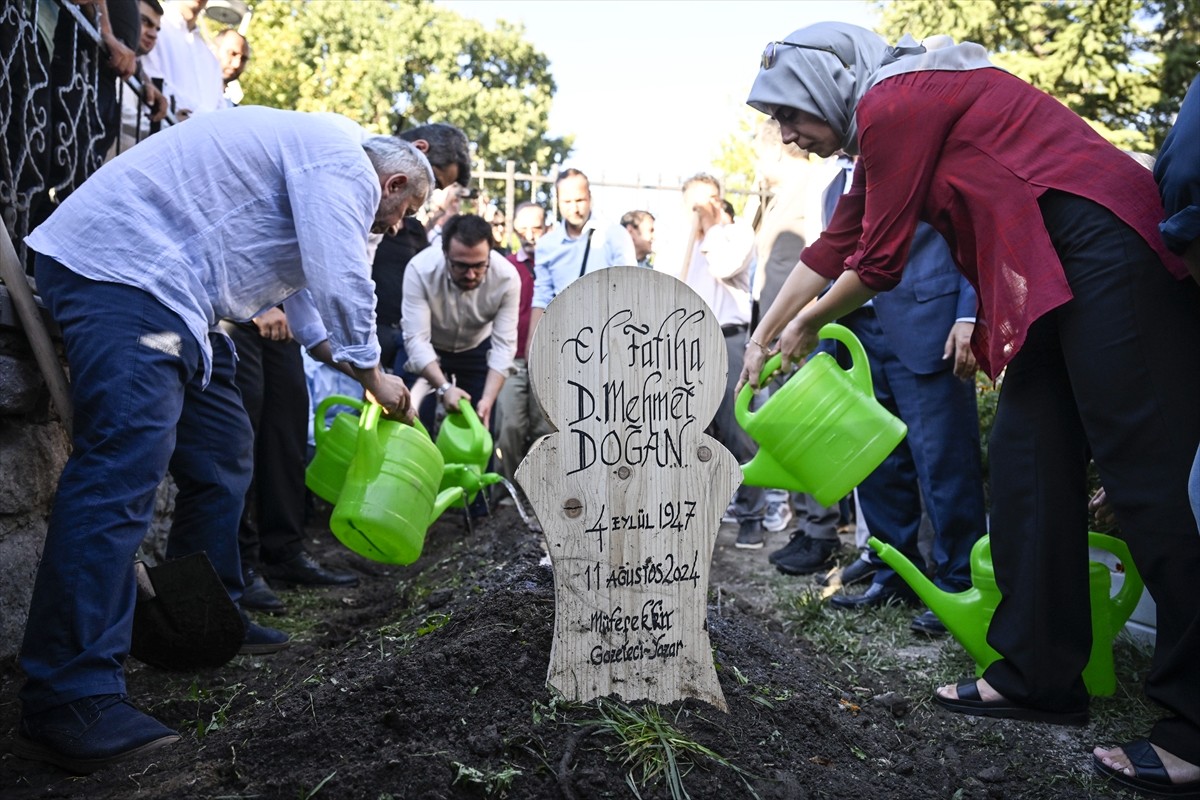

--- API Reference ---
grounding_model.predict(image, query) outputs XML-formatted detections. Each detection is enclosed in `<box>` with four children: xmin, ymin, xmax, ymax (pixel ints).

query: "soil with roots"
<box><xmin>0</xmin><ymin>503</ymin><xmax>1138</xmax><ymax>799</ymax></box>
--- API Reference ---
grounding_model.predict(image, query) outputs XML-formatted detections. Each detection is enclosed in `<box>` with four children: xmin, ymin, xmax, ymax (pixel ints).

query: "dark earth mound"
<box><xmin>0</xmin><ymin>505</ymin><xmax>1139</xmax><ymax>798</ymax></box>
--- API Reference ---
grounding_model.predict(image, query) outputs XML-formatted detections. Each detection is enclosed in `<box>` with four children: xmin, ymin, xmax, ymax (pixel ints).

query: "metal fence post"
<box><xmin>503</xmin><ymin>160</ymin><xmax>516</xmax><ymax>245</ymax></box>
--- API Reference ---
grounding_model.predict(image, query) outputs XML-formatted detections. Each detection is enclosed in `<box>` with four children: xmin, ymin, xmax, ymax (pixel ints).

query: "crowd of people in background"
<box><xmin>9</xmin><ymin>3</ymin><xmax>1200</xmax><ymax>796</ymax></box>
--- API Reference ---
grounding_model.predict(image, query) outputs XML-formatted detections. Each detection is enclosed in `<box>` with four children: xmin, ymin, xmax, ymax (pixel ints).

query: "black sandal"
<box><xmin>933</xmin><ymin>678</ymin><xmax>1088</xmax><ymax>726</ymax></box>
<box><xmin>1093</xmin><ymin>738</ymin><xmax>1200</xmax><ymax>798</ymax></box>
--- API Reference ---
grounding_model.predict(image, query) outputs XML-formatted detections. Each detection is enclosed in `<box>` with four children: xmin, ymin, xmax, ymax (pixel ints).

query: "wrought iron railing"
<box><xmin>1</xmin><ymin>0</ymin><xmax>167</xmax><ymax>271</ymax></box>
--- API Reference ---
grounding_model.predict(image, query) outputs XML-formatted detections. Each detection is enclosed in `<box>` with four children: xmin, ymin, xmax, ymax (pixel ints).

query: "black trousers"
<box><xmin>222</xmin><ymin>321</ymin><xmax>310</xmax><ymax>566</ymax></box>
<box><xmin>983</xmin><ymin>192</ymin><xmax>1200</xmax><ymax>762</ymax></box>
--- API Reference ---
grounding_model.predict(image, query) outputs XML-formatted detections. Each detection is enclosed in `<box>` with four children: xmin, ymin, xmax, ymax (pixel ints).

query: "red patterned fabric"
<box><xmin>801</xmin><ymin>68</ymin><xmax>1186</xmax><ymax>378</ymax></box>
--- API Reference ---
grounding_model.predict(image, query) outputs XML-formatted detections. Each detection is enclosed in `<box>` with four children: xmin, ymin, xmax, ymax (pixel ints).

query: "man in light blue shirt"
<box><xmin>526</xmin><ymin>169</ymin><xmax>637</xmax><ymax>350</ymax></box>
<box><xmin>17</xmin><ymin>106</ymin><xmax>432</xmax><ymax>774</ymax></box>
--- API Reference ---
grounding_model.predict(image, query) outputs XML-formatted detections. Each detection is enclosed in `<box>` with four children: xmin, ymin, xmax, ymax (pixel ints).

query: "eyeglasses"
<box><xmin>448</xmin><ymin>258</ymin><xmax>489</xmax><ymax>275</ymax></box>
<box><xmin>761</xmin><ymin>41</ymin><xmax>850</xmax><ymax>70</ymax></box>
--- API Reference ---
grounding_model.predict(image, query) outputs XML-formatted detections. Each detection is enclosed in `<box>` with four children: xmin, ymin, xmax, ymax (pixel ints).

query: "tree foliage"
<box><xmin>876</xmin><ymin>0</ymin><xmax>1200</xmax><ymax>150</ymax></box>
<box><xmin>710</xmin><ymin>109</ymin><xmax>763</xmax><ymax>217</ymax></box>
<box><xmin>234</xmin><ymin>0</ymin><xmax>572</xmax><ymax>171</ymax></box>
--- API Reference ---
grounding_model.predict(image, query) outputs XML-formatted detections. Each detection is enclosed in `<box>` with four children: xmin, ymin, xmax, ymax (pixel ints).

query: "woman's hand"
<box><xmin>778</xmin><ymin>314</ymin><xmax>821</xmax><ymax>370</ymax></box>
<box><xmin>736</xmin><ymin>336</ymin><xmax>774</xmax><ymax>395</ymax></box>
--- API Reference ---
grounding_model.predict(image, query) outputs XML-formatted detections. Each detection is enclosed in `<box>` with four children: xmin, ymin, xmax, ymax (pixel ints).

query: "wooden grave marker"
<box><xmin>517</xmin><ymin>267</ymin><xmax>740</xmax><ymax>711</ymax></box>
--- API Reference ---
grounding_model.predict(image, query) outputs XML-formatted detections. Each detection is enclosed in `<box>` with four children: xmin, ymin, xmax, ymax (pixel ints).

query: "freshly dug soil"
<box><xmin>0</xmin><ymin>505</ymin><xmax>1139</xmax><ymax>798</ymax></box>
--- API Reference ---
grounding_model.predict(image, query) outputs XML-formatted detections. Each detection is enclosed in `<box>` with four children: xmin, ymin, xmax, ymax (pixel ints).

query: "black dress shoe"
<box><xmin>829</xmin><ymin>581</ymin><xmax>918</xmax><ymax>609</ymax></box>
<box><xmin>910</xmin><ymin>609</ymin><xmax>948</xmax><ymax>636</ymax></box>
<box><xmin>241</xmin><ymin>568</ymin><xmax>286</xmax><ymax>613</ymax></box>
<box><xmin>263</xmin><ymin>552</ymin><xmax>359</xmax><ymax>587</ymax></box>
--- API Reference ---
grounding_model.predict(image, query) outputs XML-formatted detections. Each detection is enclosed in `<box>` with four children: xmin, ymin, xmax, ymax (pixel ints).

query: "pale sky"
<box><xmin>439</xmin><ymin>0</ymin><xmax>878</xmax><ymax>181</ymax></box>
<box><xmin>438</xmin><ymin>0</ymin><xmax>879</xmax><ymax>262</ymax></box>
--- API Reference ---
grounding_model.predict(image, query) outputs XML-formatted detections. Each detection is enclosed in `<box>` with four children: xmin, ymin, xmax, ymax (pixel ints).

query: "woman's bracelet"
<box><xmin>747</xmin><ymin>336</ymin><xmax>769</xmax><ymax>352</ymax></box>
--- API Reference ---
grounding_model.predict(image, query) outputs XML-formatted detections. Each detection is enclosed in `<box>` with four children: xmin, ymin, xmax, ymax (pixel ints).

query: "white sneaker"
<box><xmin>763</xmin><ymin>500</ymin><xmax>793</xmax><ymax>532</ymax></box>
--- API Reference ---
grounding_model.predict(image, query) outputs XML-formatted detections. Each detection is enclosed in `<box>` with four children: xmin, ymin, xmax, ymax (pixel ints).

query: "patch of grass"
<box><xmin>450</xmin><ymin>761</ymin><xmax>522</xmax><ymax>796</ymax></box>
<box><xmin>186</xmin><ymin>680</ymin><xmax>251</xmax><ymax>738</ymax></box>
<box><xmin>778</xmin><ymin>585</ymin><xmax>939</xmax><ymax>676</ymax></box>
<box><xmin>416</xmin><ymin>612</ymin><xmax>452</xmax><ymax>637</ymax></box>
<box><xmin>578</xmin><ymin>699</ymin><xmax>757</xmax><ymax>800</ymax></box>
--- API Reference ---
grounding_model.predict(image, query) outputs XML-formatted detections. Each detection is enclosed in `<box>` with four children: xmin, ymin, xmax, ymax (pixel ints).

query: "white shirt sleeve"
<box><xmin>485</xmin><ymin>259</ymin><xmax>522</xmax><ymax>373</ymax></box>
<box><xmin>400</xmin><ymin>262</ymin><xmax>439</xmax><ymax>374</ymax></box>
<box><xmin>700</xmin><ymin>223</ymin><xmax>755</xmax><ymax>282</ymax></box>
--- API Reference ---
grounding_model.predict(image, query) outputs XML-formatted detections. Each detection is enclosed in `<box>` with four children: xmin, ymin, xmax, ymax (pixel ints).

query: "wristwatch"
<box><xmin>436</xmin><ymin>381</ymin><xmax>453</xmax><ymax>397</ymax></box>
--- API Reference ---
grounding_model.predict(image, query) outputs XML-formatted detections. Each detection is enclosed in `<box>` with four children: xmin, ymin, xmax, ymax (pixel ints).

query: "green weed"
<box><xmin>578</xmin><ymin>699</ymin><xmax>757</xmax><ymax>800</ymax></box>
<box><xmin>450</xmin><ymin>761</ymin><xmax>522</xmax><ymax>796</ymax></box>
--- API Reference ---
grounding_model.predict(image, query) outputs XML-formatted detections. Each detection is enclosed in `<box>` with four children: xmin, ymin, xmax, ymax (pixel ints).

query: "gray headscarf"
<box><xmin>746</xmin><ymin>22</ymin><xmax>994</xmax><ymax>155</ymax></box>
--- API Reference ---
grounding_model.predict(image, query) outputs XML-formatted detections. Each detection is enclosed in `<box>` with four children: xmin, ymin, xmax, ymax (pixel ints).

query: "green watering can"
<box><xmin>306</xmin><ymin>394</ymin><xmax>366</xmax><ymax>503</ymax></box>
<box><xmin>330</xmin><ymin>403</ymin><xmax>463</xmax><ymax>565</ymax></box>
<box><xmin>870</xmin><ymin>531</ymin><xmax>1144</xmax><ymax>696</ymax></box>
<box><xmin>436</xmin><ymin>398</ymin><xmax>503</xmax><ymax>505</ymax></box>
<box><xmin>735</xmin><ymin>323</ymin><xmax>908</xmax><ymax>506</ymax></box>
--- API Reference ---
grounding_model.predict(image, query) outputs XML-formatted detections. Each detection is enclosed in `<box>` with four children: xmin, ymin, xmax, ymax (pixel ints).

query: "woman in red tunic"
<box><xmin>742</xmin><ymin>22</ymin><xmax>1200</xmax><ymax>796</ymax></box>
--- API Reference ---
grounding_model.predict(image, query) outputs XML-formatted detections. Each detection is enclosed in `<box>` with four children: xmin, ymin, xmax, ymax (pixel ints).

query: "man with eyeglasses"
<box><xmin>400</xmin><ymin>213</ymin><xmax>521</xmax><ymax>440</ymax></box>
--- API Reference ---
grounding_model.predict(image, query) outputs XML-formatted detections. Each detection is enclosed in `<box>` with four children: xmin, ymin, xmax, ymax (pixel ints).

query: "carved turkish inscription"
<box><xmin>517</xmin><ymin>267</ymin><xmax>739</xmax><ymax>711</ymax></box>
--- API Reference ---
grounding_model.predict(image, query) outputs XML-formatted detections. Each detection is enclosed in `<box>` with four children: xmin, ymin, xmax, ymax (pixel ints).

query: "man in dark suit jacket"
<box><xmin>822</xmin><ymin>158</ymin><xmax>988</xmax><ymax>635</ymax></box>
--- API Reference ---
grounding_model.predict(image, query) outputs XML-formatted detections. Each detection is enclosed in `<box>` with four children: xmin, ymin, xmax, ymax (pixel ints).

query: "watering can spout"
<box><xmin>868</xmin><ymin>537</ymin><xmax>943</xmax><ymax>609</ymax></box>
<box><xmin>741</xmin><ymin>448</ymin><xmax>809</xmax><ymax>494</ymax></box>
<box><xmin>433</xmin><ymin>487</ymin><xmax>465</xmax><ymax>519</ymax></box>
<box><xmin>868</xmin><ymin>536</ymin><xmax>998</xmax><ymax>667</ymax></box>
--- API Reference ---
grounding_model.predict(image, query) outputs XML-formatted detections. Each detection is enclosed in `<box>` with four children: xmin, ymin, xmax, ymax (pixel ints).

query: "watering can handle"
<box><xmin>733</xmin><ymin>323</ymin><xmax>874</xmax><ymax>426</ymax></box>
<box><xmin>362</xmin><ymin>401</ymin><xmax>429</xmax><ymax>437</ymax></box>
<box><xmin>816</xmin><ymin>323</ymin><xmax>874</xmax><ymax>398</ymax></box>
<box><xmin>360</xmin><ymin>401</ymin><xmax>381</xmax><ymax>431</ymax></box>
<box><xmin>1087</xmin><ymin>530</ymin><xmax>1144</xmax><ymax>629</ymax></box>
<box><xmin>456</xmin><ymin>397</ymin><xmax>486</xmax><ymax>448</ymax></box>
<box><xmin>734</xmin><ymin>353</ymin><xmax>782</xmax><ymax>428</ymax></box>
<box><xmin>313</xmin><ymin>394</ymin><xmax>365</xmax><ymax>446</ymax></box>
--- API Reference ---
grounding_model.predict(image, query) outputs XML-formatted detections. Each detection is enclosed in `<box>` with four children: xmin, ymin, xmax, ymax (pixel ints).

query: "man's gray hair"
<box><xmin>362</xmin><ymin>136</ymin><xmax>435</xmax><ymax>206</ymax></box>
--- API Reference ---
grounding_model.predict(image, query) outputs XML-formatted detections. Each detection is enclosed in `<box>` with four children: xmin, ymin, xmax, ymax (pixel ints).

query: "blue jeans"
<box><xmin>19</xmin><ymin>255</ymin><xmax>252</xmax><ymax>714</ymax></box>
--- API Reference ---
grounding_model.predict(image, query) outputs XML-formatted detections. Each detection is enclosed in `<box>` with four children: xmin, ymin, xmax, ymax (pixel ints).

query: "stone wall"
<box><xmin>0</xmin><ymin>319</ymin><xmax>69</xmax><ymax>660</ymax></box>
